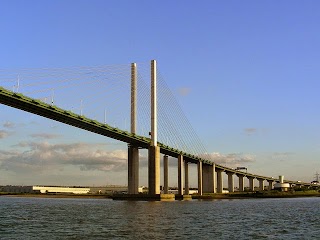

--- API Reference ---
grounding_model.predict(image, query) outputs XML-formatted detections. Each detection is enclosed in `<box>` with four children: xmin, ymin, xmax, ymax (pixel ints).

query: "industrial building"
<box><xmin>0</xmin><ymin>185</ymin><xmax>128</xmax><ymax>194</ymax></box>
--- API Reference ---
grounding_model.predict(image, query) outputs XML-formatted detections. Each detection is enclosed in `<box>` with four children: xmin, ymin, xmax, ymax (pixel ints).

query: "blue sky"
<box><xmin>0</xmin><ymin>1</ymin><xmax>319</xmax><ymax>186</ymax></box>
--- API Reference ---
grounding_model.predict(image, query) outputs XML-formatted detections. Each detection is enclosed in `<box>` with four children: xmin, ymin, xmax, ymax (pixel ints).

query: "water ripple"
<box><xmin>0</xmin><ymin>197</ymin><xmax>319</xmax><ymax>239</ymax></box>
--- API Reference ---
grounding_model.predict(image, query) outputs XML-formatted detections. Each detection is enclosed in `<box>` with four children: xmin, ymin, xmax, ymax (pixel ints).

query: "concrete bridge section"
<box><xmin>160</xmin><ymin>156</ymin><xmax>310</xmax><ymax>195</ymax></box>
<box><xmin>163</xmin><ymin>156</ymin><xmax>267</xmax><ymax>194</ymax></box>
<box><xmin>0</xmin><ymin>60</ymin><xmax>308</xmax><ymax>200</ymax></box>
<box><xmin>127</xmin><ymin>61</ymin><xmax>309</xmax><ymax>198</ymax></box>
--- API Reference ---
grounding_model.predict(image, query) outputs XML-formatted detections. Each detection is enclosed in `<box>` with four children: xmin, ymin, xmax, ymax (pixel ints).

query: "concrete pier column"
<box><xmin>128</xmin><ymin>145</ymin><xmax>139</xmax><ymax>194</ymax></box>
<box><xmin>237</xmin><ymin>174</ymin><xmax>245</xmax><ymax>192</ymax></box>
<box><xmin>178</xmin><ymin>155</ymin><xmax>184</xmax><ymax>195</ymax></box>
<box><xmin>216</xmin><ymin>169</ymin><xmax>224</xmax><ymax>193</ymax></box>
<box><xmin>202</xmin><ymin>164</ymin><xmax>216</xmax><ymax>193</ymax></box>
<box><xmin>227</xmin><ymin>172</ymin><xmax>234</xmax><ymax>193</ymax></box>
<box><xmin>267</xmin><ymin>180</ymin><xmax>274</xmax><ymax>191</ymax></box>
<box><xmin>163</xmin><ymin>155</ymin><xmax>169</xmax><ymax>194</ymax></box>
<box><xmin>258</xmin><ymin>179</ymin><xmax>265</xmax><ymax>191</ymax></box>
<box><xmin>212</xmin><ymin>164</ymin><xmax>216</xmax><ymax>193</ymax></box>
<box><xmin>184</xmin><ymin>161</ymin><xmax>189</xmax><ymax>195</ymax></box>
<box><xmin>197</xmin><ymin>161</ymin><xmax>203</xmax><ymax>195</ymax></box>
<box><xmin>248</xmin><ymin>177</ymin><xmax>255</xmax><ymax>192</ymax></box>
<box><xmin>148</xmin><ymin>146</ymin><xmax>160</xmax><ymax>195</ymax></box>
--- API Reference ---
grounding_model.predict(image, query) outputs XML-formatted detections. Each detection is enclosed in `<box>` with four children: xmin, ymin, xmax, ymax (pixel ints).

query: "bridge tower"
<box><xmin>128</xmin><ymin>63</ymin><xmax>139</xmax><ymax>194</ymax></box>
<box><xmin>148</xmin><ymin>60</ymin><xmax>161</xmax><ymax>195</ymax></box>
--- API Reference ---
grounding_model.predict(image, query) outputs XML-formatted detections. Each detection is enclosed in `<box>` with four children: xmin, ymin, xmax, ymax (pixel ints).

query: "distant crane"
<box><xmin>311</xmin><ymin>172</ymin><xmax>319</xmax><ymax>186</ymax></box>
<box><xmin>314</xmin><ymin>172</ymin><xmax>319</xmax><ymax>182</ymax></box>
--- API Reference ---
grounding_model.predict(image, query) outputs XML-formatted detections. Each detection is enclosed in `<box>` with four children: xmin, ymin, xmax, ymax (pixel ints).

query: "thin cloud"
<box><xmin>3</xmin><ymin>121</ymin><xmax>15</xmax><ymax>128</ymax></box>
<box><xmin>199</xmin><ymin>152</ymin><xmax>256</xmax><ymax>167</ymax></box>
<box><xmin>30</xmin><ymin>133</ymin><xmax>61</xmax><ymax>139</ymax></box>
<box><xmin>0</xmin><ymin>141</ymin><xmax>127</xmax><ymax>173</ymax></box>
<box><xmin>271</xmin><ymin>152</ymin><xmax>294</xmax><ymax>162</ymax></box>
<box><xmin>178</xmin><ymin>87</ymin><xmax>191</xmax><ymax>96</ymax></box>
<box><xmin>244</xmin><ymin>128</ymin><xmax>257</xmax><ymax>136</ymax></box>
<box><xmin>0</xmin><ymin>130</ymin><xmax>10</xmax><ymax>139</ymax></box>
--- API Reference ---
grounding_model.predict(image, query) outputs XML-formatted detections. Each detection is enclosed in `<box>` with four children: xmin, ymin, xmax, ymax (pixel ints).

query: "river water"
<box><xmin>0</xmin><ymin>196</ymin><xmax>319</xmax><ymax>239</ymax></box>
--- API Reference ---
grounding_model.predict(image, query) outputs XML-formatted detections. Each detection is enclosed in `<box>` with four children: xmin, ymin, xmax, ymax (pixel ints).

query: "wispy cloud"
<box><xmin>3</xmin><ymin>121</ymin><xmax>15</xmax><ymax>128</ymax></box>
<box><xmin>271</xmin><ymin>152</ymin><xmax>294</xmax><ymax>162</ymax></box>
<box><xmin>244</xmin><ymin>128</ymin><xmax>257</xmax><ymax>136</ymax></box>
<box><xmin>178</xmin><ymin>87</ymin><xmax>191</xmax><ymax>96</ymax></box>
<box><xmin>0</xmin><ymin>130</ymin><xmax>10</xmax><ymax>139</ymax></box>
<box><xmin>30</xmin><ymin>133</ymin><xmax>61</xmax><ymax>139</ymax></box>
<box><xmin>199</xmin><ymin>152</ymin><xmax>256</xmax><ymax>167</ymax></box>
<box><xmin>0</xmin><ymin>141</ymin><xmax>127</xmax><ymax>173</ymax></box>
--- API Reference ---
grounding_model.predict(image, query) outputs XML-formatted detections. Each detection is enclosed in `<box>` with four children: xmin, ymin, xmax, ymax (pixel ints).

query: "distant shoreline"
<box><xmin>0</xmin><ymin>193</ymin><xmax>112</xmax><ymax>199</ymax></box>
<box><xmin>1</xmin><ymin>191</ymin><xmax>319</xmax><ymax>200</ymax></box>
<box><xmin>195</xmin><ymin>190</ymin><xmax>320</xmax><ymax>199</ymax></box>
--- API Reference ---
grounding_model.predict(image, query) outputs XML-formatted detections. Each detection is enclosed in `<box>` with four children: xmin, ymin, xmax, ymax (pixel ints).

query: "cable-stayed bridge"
<box><xmin>0</xmin><ymin>60</ymin><xmax>308</xmax><ymax>198</ymax></box>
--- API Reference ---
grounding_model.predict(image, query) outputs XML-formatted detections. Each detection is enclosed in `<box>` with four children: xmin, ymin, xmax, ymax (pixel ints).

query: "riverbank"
<box><xmin>1</xmin><ymin>190</ymin><xmax>319</xmax><ymax>200</ymax></box>
<box><xmin>193</xmin><ymin>190</ymin><xmax>320</xmax><ymax>199</ymax></box>
<box><xmin>0</xmin><ymin>192</ymin><xmax>112</xmax><ymax>199</ymax></box>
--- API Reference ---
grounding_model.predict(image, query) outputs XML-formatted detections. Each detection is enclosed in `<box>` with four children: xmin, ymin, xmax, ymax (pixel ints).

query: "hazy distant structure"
<box><xmin>33</xmin><ymin>186</ymin><xmax>90</xmax><ymax>194</ymax></box>
<box><xmin>0</xmin><ymin>185</ymin><xmax>128</xmax><ymax>194</ymax></box>
<box><xmin>274</xmin><ymin>176</ymin><xmax>291</xmax><ymax>191</ymax></box>
<box><xmin>311</xmin><ymin>172</ymin><xmax>319</xmax><ymax>186</ymax></box>
<box><xmin>314</xmin><ymin>172</ymin><xmax>319</xmax><ymax>182</ymax></box>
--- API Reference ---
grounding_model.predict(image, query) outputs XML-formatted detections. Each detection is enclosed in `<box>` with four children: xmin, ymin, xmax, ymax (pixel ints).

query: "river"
<box><xmin>0</xmin><ymin>196</ymin><xmax>319</xmax><ymax>239</ymax></box>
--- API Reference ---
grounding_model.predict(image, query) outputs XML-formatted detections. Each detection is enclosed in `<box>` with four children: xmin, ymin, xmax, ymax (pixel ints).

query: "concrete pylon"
<box><xmin>267</xmin><ymin>180</ymin><xmax>274</xmax><ymax>191</ymax></box>
<box><xmin>216</xmin><ymin>169</ymin><xmax>224</xmax><ymax>193</ymax></box>
<box><xmin>237</xmin><ymin>174</ymin><xmax>245</xmax><ymax>192</ymax></box>
<box><xmin>258</xmin><ymin>179</ymin><xmax>265</xmax><ymax>191</ymax></box>
<box><xmin>148</xmin><ymin>145</ymin><xmax>160</xmax><ymax>195</ymax></box>
<box><xmin>197</xmin><ymin>161</ymin><xmax>203</xmax><ymax>195</ymax></box>
<box><xmin>248</xmin><ymin>177</ymin><xmax>255</xmax><ymax>192</ymax></box>
<box><xmin>178</xmin><ymin>155</ymin><xmax>184</xmax><ymax>195</ymax></box>
<box><xmin>148</xmin><ymin>60</ymin><xmax>160</xmax><ymax>195</ymax></box>
<box><xmin>128</xmin><ymin>146</ymin><xmax>139</xmax><ymax>194</ymax></box>
<box><xmin>227</xmin><ymin>172</ymin><xmax>234</xmax><ymax>193</ymax></box>
<box><xmin>130</xmin><ymin>63</ymin><xmax>137</xmax><ymax>134</ymax></box>
<box><xmin>128</xmin><ymin>63</ymin><xmax>139</xmax><ymax>194</ymax></box>
<box><xmin>202</xmin><ymin>164</ymin><xmax>216</xmax><ymax>193</ymax></box>
<box><xmin>184</xmin><ymin>161</ymin><xmax>189</xmax><ymax>195</ymax></box>
<box><xmin>150</xmin><ymin>60</ymin><xmax>157</xmax><ymax>147</ymax></box>
<box><xmin>212</xmin><ymin>164</ymin><xmax>216</xmax><ymax>193</ymax></box>
<box><xmin>163</xmin><ymin>155</ymin><xmax>169</xmax><ymax>194</ymax></box>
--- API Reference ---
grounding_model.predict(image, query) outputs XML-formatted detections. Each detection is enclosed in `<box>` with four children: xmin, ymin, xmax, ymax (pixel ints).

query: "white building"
<box><xmin>33</xmin><ymin>186</ymin><xmax>90</xmax><ymax>194</ymax></box>
<box><xmin>274</xmin><ymin>176</ymin><xmax>291</xmax><ymax>191</ymax></box>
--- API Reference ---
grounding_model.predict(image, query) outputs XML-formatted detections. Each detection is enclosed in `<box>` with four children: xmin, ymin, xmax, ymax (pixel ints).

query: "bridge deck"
<box><xmin>0</xmin><ymin>86</ymin><xmax>306</xmax><ymax>184</ymax></box>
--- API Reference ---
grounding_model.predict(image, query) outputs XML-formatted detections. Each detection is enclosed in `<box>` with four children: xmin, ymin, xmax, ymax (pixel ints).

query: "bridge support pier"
<box><xmin>163</xmin><ymin>155</ymin><xmax>169</xmax><ymax>194</ymax></box>
<box><xmin>248</xmin><ymin>177</ymin><xmax>255</xmax><ymax>192</ymax></box>
<box><xmin>237</xmin><ymin>174</ymin><xmax>245</xmax><ymax>192</ymax></box>
<box><xmin>177</xmin><ymin>155</ymin><xmax>184</xmax><ymax>195</ymax></box>
<box><xmin>148</xmin><ymin>146</ymin><xmax>160</xmax><ymax>195</ymax></box>
<box><xmin>184</xmin><ymin>161</ymin><xmax>189</xmax><ymax>195</ymax></box>
<box><xmin>216</xmin><ymin>169</ymin><xmax>224</xmax><ymax>193</ymax></box>
<box><xmin>202</xmin><ymin>164</ymin><xmax>216</xmax><ymax>193</ymax></box>
<box><xmin>258</xmin><ymin>179</ymin><xmax>265</xmax><ymax>191</ymax></box>
<box><xmin>268</xmin><ymin>180</ymin><xmax>274</xmax><ymax>191</ymax></box>
<box><xmin>227</xmin><ymin>172</ymin><xmax>234</xmax><ymax>193</ymax></box>
<box><xmin>128</xmin><ymin>145</ymin><xmax>139</xmax><ymax>194</ymax></box>
<box><xmin>197</xmin><ymin>161</ymin><xmax>203</xmax><ymax>195</ymax></box>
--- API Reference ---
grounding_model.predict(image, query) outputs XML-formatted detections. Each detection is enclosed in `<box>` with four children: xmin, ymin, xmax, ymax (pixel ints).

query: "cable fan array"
<box><xmin>0</xmin><ymin>62</ymin><xmax>214</xmax><ymax>162</ymax></box>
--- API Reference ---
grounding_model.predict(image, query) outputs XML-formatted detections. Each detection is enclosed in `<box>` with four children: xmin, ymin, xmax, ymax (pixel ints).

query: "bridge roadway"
<box><xmin>0</xmin><ymin>86</ymin><xmax>305</xmax><ymax>186</ymax></box>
